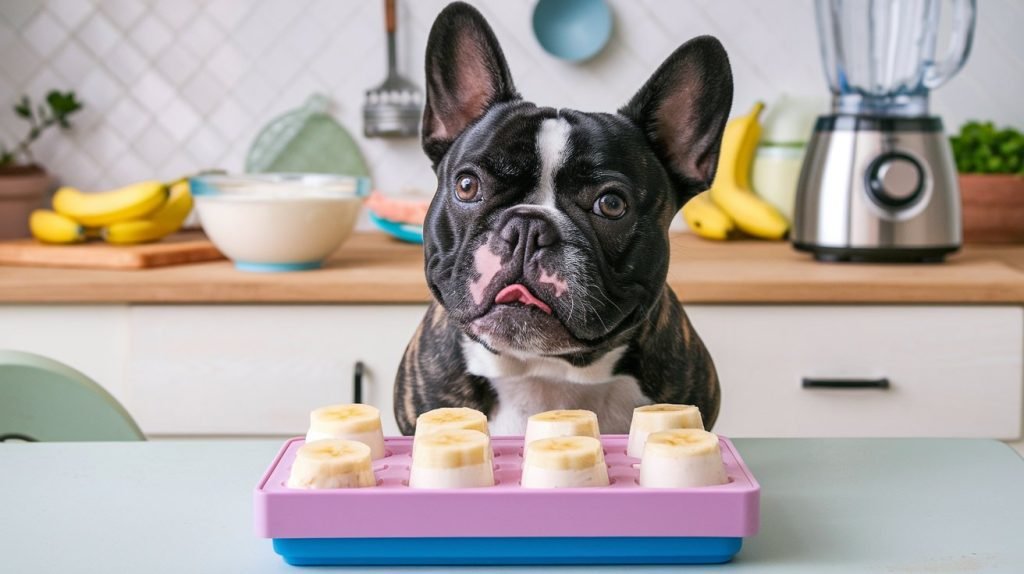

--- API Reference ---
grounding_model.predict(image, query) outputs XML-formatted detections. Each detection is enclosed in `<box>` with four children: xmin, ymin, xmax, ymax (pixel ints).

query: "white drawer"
<box><xmin>126</xmin><ymin>305</ymin><xmax>428</xmax><ymax>436</ymax></box>
<box><xmin>0</xmin><ymin>305</ymin><xmax>130</xmax><ymax>404</ymax></box>
<box><xmin>687</xmin><ymin>306</ymin><xmax>1023</xmax><ymax>439</ymax></box>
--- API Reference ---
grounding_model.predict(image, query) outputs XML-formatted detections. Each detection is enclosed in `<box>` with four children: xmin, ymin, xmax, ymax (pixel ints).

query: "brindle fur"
<box><xmin>395</xmin><ymin>285</ymin><xmax>718</xmax><ymax>434</ymax></box>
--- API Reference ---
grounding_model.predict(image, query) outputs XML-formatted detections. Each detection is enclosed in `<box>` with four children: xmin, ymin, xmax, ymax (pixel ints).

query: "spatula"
<box><xmin>363</xmin><ymin>0</ymin><xmax>422</xmax><ymax>138</ymax></box>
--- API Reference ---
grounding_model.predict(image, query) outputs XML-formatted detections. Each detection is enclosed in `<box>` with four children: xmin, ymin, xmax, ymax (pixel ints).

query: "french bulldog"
<box><xmin>394</xmin><ymin>2</ymin><xmax>731</xmax><ymax>436</ymax></box>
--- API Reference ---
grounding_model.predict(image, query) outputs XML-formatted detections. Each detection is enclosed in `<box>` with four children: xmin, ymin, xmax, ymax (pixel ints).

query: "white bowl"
<box><xmin>191</xmin><ymin>173</ymin><xmax>369</xmax><ymax>272</ymax></box>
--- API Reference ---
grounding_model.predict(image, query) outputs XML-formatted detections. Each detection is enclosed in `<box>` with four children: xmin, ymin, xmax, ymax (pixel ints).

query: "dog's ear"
<box><xmin>422</xmin><ymin>2</ymin><xmax>518</xmax><ymax>167</ymax></box>
<box><xmin>620</xmin><ymin>36</ymin><xmax>733</xmax><ymax>204</ymax></box>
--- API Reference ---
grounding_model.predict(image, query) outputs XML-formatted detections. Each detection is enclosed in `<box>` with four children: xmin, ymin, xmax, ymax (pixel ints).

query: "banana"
<box><xmin>682</xmin><ymin>191</ymin><xmax>735</xmax><ymax>240</ymax></box>
<box><xmin>53</xmin><ymin>180</ymin><xmax>168</xmax><ymax>227</ymax></box>
<box><xmin>711</xmin><ymin>188</ymin><xmax>790</xmax><ymax>240</ymax></box>
<box><xmin>305</xmin><ymin>403</ymin><xmax>385</xmax><ymax>459</ymax></box>
<box><xmin>29</xmin><ymin>209</ymin><xmax>86</xmax><ymax>244</ymax></box>
<box><xmin>524</xmin><ymin>409</ymin><xmax>600</xmax><ymax>446</ymax></box>
<box><xmin>638</xmin><ymin>428</ymin><xmax>727</xmax><ymax>488</ymax></box>
<box><xmin>286</xmin><ymin>439</ymin><xmax>376</xmax><ymax>489</ymax></box>
<box><xmin>709</xmin><ymin>102</ymin><xmax>790</xmax><ymax>240</ymax></box>
<box><xmin>627</xmin><ymin>404</ymin><xmax>704</xmax><ymax>458</ymax></box>
<box><xmin>712</xmin><ymin>102</ymin><xmax>764</xmax><ymax>193</ymax></box>
<box><xmin>521</xmin><ymin>435</ymin><xmax>609</xmax><ymax>488</ymax></box>
<box><xmin>409</xmin><ymin>429</ymin><xmax>494</xmax><ymax>488</ymax></box>
<box><xmin>101</xmin><ymin>181</ymin><xmax>192</xmax><ymax>245</ymax></box>
<box><xmin>414</xmin><ymin>407</ymin><xmax>489</xmax><ymax>437</ymax></box>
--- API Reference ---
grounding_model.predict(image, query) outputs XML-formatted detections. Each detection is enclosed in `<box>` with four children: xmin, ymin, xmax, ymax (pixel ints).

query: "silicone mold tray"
<box><xmin>254</xmin><ymin>435</ymin><xmax>760</xmax><ymax>566</ymax></box>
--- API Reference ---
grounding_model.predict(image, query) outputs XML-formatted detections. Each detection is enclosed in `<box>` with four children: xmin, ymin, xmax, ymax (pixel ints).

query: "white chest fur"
<box><xmin>462</xmin><ymin>337</ymin><xmax>651</xmax><ymax>435</ymax></box>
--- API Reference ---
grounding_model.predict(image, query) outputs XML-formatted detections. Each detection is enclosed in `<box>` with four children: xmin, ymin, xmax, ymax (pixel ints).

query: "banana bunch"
<box><xmin>30</xmin><ymin>179</ymin><xmax>193</xmax><ymax>245</ymax></box>
<box><xmin>682</xmin><ymin>102</ymin><xmax>789</xmax><ymax>240</ymax></box>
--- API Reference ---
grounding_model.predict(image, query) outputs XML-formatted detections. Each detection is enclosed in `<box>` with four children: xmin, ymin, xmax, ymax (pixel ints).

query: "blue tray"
<box><xmin>273</xmin><ymin>536</ymin><xmax>743</xmax><ymax>566</ymax></box>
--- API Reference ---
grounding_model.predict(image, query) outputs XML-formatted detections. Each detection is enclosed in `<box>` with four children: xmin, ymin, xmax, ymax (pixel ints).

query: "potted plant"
<box><xmin>0</xmin><ymin>91</ymin><xmax>83</xmax><ymax>240</ymax></box>
<box><xmin>951</xmin><ymin>121</ymin><xmax>1024</xmax><ymax>243</ymax></box>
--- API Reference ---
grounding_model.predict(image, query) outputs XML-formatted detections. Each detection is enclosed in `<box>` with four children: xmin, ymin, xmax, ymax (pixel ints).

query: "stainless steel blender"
<box><xmin>794</xmin><ymin>0</ymin><xmax>976</xmax><ymax>262</ymax></box>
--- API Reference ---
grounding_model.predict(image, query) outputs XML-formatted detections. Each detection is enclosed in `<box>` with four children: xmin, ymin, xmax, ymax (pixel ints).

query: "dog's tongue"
<box><xmin>495</xmin><ymin>284</ymin><xmax>552</xmax><ymax>315</ymax></box>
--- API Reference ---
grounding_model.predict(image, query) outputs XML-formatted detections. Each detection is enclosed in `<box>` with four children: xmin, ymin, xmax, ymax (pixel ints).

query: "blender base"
<box><xmin>793</xmin><ymin>242</ymin><xmax>960</xmax><ymax>264</ymax></box>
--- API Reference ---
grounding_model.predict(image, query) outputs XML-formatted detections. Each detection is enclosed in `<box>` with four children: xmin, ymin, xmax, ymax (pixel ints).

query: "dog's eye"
<box><xmin>454</xmin><ymin>174</ymin><xmax>480</xmax><ymax>202</ymax></box>
<box><xmin>593</xmin><ymin>193</ymin><xmax>627</xmax><ymax>219</ymax></box>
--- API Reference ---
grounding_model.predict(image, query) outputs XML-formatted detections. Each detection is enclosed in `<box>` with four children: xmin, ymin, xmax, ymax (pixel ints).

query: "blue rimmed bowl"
<box><xmin>191</xmin><ymin>173</ymin><xmax>370</xmax><ymax>272</ymax></box>
<box><xmin>532</xmin><ymin>0</ymin><xmax>613</xmax><ymax>62</ymax></box>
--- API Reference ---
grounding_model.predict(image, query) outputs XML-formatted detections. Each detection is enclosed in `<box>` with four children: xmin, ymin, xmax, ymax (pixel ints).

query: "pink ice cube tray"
<box><xmin>254</xmin><ymin>435</ymin><xmax>760</xmax><ymax>539</ymax></box>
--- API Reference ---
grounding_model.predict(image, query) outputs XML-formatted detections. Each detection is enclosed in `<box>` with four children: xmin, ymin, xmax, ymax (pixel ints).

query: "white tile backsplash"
<box><xmin>155</xmin><ymin>43</ymin><xmax>199</xmax><ymax>86</ymax></box>
<box><xmin>75</xmin><ymin>12</ymin><xmax>119</xmax><ymax>58</ymax></box>
<box><xmin>106</xmin><ymin>96</ymin><xmax>148</xmax><ymax>141</ymax></box>
<box><xmin>128</xmin><ymin>14</ymin><xmax>172</xmax><ymax>60</ymax></box>
<box><xmin>0</xmin><ymin>1</ymin><xmax>44</xmax><ymax>30</ymax></box>
<box><xmin>0</xmin><ymin>0</ymin><xmax>1020</xmax><ymax>230</ymax></box>
<box><xmin>21</xmin><ymin>9</ymin><xmax>66</xmax><ymax>58</ymax></box>
<box><xmin>48</xmin><ymin>0</ymin><xmax>93</xmax><ymax>30</ymax></box>
<box><xmin>98</xmin><ymin>0</ymin><xmax>145</xmax><ymax>31</ymax></box>
<box><xmin>104</xmin><ymin>38</ymin><xmax>147</xmax><ymax>85</ymax></box>
<box><xmin>0</xmin><ymin>36</ymin><xmax>41</xmax><ymax>85</ymax></box>
<box><xmin>130</xmin><ymin>70</ymin><xmax>174</xmax><ymax>114</ymax></box>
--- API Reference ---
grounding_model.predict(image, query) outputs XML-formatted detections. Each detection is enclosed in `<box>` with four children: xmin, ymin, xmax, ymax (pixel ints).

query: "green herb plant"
<box><xmin>950</xmin><ymin>121</ymin><xmax>1024</xmax><ymax>175</ymax></box>
<box><xmin>0</xmin><ymin>90</ymin><xmax>83</xmax><ymax>168</ymax></box>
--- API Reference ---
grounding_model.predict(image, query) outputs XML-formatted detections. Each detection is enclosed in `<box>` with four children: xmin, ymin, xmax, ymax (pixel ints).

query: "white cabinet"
<box><xmin>126</xmin><ymin>305</ymin><xmax>428</xmax><ymax>436</ymax></box>
<box><xmin>0</xmin><ymin>305</ymin><xmax>131</xmax><ymax>405</ymax></box>
<box><xmin>2</xmin><ymin>304</ymin><xmax>1021</xmax><ymax>441</ymax></box>
<box><xmin>688</xmin><ymin>306</ymin><xmax>1024</xmax><ymax>439</ymax></box>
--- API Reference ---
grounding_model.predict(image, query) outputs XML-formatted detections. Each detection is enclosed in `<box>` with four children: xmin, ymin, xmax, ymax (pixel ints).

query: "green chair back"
<box><xmin>0</xmin><ymin>350</ymin><xmax>145</xmax><ymax>442</ymax></box>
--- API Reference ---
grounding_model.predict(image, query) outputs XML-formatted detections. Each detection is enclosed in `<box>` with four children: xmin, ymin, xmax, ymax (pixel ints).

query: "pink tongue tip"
<box><xmin>495</xmin><ymin>284</ymin><xmax>552</xmax><ymax>315</ymax></box>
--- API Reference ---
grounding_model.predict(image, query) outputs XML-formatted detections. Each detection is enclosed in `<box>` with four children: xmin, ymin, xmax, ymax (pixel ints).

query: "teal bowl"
<box><xmin>532</xmin><ymin>0</ymin><xmax>613</xmax><ymax>62</ymax></box>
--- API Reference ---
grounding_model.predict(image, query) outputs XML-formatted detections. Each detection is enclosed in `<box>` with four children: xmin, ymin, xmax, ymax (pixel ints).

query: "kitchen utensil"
<box><xmin>532</xmin><ymin>0</ymin><xmax>613</xmax><ymax>62</ymax></box>
<box><xmin>246</xmin><ymin>95</ymin><xmax>369</xmax><ymax>177</ymax></box>
<box><xmin>255</xmin><ymin>434</ymin><xmax>759</xmax><ymax>565</ymax></box>
<box><xmin>363</xmin><ymin>0</ymin><xmax>422</xmax><ymax>138</ymax></box>
<box><xmin>190</xmin><ymin>173</ymin><xmax>369</xmax><ymax>272</ymax></box>
<box><xmin>0</xmin><ymin>231</ymin><xmax>222</xmax><ymax>269</ymax></box>
<box><xmin>794</xmin><ymin>0</ymin><xmax>976</xmax><ymax>262</ymax></box>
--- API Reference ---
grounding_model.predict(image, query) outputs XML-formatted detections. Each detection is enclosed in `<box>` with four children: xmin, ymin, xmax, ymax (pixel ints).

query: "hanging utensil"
<box><xmin>363</xmin><ymin>0</ymin><xmax>422</xmax><ymax>138</ymax></box>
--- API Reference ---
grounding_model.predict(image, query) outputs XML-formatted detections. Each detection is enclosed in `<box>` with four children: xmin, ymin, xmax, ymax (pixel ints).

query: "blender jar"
<box><xmin>815</xmin><ymin>0</ymin><xmax>976</xmax><ymax>116</ymax></box>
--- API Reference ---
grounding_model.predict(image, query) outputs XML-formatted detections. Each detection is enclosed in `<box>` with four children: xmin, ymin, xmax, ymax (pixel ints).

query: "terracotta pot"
<box><xmin>959</xmin><ymin>173</ymin><xmax>1024</xmax><ymax>244</ymax></box>
<box><xmin>0</xmin><ymin>164</ymin><xmax>56</xmax><ymax>240</ymax></box>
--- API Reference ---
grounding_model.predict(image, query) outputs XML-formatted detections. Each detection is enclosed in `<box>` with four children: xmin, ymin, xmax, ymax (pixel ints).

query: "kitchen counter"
<box><xmin>1</xmin><ymin>232</ymin><xmax>1024</xmax><ymax>303</ymax></box>
<box><xmin>1</xmin><ymin>439</ymin><xmax>1021</xmax><ymax>573</ymax></box>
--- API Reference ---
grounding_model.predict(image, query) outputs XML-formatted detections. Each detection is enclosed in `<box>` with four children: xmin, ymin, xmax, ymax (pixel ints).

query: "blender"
<box><xmin>793</xmin><ymin>0</ymin><xmax>976</xmax><ymax>262</ymax></box>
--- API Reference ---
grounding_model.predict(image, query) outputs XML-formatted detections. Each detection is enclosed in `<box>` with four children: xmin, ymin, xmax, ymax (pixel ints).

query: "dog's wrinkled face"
<box><xmin>421</xmin><ymin>3</ymin><xmax>733</xmax><ymax>358</ymax></box>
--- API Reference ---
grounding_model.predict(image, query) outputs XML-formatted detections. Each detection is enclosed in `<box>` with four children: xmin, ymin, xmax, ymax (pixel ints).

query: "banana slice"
<box><xmin>409</xmin><ymin>429</ymin><xmax>494</xmax><ymax>488</ymax></box>
<box><xmin>639</xmin><ymin>429</ymin><xmax>727</xmax><ymax>488</ymax></box>
<box><xmin>414</xmin><ymin>407</ymin><xmax>489</xmax><ymax>437</ymax></box>
<box><xmin>287</xmin><ymin>439</ymin><xmax>376</xmax><ymax>489</ymax></box>
<box><xmin>524</xmin><ymin>409</ymin><xmax>600</xmax><ymax>446</ymax></box>
<box><xmin>521</xmin><ymin>436</ymin><xmax>610</xmax><ymax>489</ymax></box>
<box><xmin>627</xmin><ymin>404</ymin><xmax>704</xmax><ymax>458</ymax></box>
<box><xmin>306</xmin><ymin>404</ymin><xmax>386</xmax><ymax>459</ymax></box>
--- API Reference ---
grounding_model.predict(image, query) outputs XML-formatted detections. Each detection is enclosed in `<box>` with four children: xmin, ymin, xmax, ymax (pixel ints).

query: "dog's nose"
<box><xmin>498</xmin><ymin>206</ymin><xmax>560</xmax><ymax>260</ymax></box>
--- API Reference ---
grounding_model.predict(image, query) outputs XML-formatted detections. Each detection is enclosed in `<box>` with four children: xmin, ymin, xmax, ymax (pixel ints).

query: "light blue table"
<box><xmin>1</xmin><ymin>439</ymin><xmax>1022</xmax><ymax>573</ymax></box>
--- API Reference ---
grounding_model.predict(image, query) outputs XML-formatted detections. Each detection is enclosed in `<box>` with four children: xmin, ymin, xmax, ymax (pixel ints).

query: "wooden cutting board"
<box><xmin>0</xmin><ymin>232</ymin><xmax>224</xmax><ymax>269</ymax></box>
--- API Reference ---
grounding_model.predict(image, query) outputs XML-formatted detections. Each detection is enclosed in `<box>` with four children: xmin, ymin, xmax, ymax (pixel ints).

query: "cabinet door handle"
<box><xmin>802</xmin><ymin>377</ymin><xmax>890</xmax><ymax>389</ymax></box>
<box><xmin>353</xmin><ymin>361</ymin><xmax>365</xmax><ymax>404</ymax></box>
